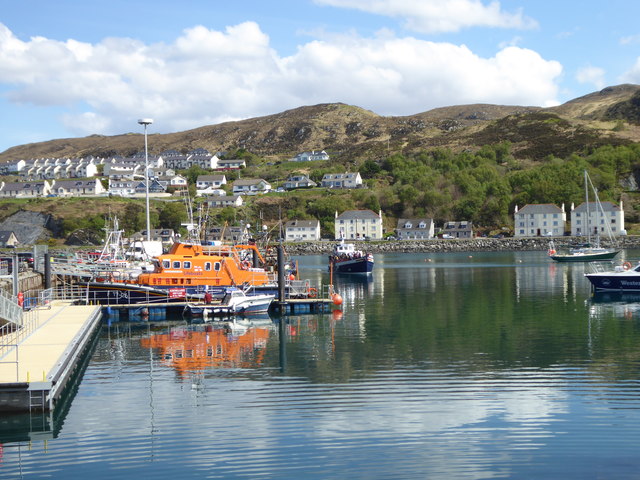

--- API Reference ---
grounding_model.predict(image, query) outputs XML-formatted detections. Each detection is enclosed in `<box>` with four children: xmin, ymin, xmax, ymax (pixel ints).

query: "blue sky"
<box><xmin>1</xmin><ymin>0</ymin><xmax>640</xmax><ymax>153</ymax></box>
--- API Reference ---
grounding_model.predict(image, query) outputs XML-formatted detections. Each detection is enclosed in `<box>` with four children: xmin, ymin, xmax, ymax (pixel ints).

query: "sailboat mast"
<box><xmin>584</xmin><ymin>169</ymin><xmax>591</xmax><ymax>242</ymax></box>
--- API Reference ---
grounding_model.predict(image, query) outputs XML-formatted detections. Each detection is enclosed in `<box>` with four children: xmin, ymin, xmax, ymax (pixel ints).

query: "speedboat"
<box><xmin>187</xmin><ymin>287</ymin><xmax>275</xmax><ymax>317</ymax></box>
<box><xmin>585</xmin><ymin>261</ymin><xmax>640</xmax><ymax>292</ymax></box>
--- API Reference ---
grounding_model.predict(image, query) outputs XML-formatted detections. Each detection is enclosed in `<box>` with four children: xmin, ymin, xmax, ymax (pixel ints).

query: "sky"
<box><xmin>1</xmin><ymin>0</ymin><xmax>640</xmax><ymax>153</ymax></box>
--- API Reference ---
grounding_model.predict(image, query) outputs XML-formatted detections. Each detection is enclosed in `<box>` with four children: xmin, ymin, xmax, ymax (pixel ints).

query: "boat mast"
<box><xmin>584</xmin><ymin>169</ymin><xmax>591</xmax><ymax>243</ymax></box>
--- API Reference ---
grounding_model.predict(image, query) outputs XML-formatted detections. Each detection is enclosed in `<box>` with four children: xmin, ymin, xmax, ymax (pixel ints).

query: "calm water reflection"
<box><xmin>3</xmin><ymin>250</ymin><xmax>640</xmax><ymax>479</ymax></box>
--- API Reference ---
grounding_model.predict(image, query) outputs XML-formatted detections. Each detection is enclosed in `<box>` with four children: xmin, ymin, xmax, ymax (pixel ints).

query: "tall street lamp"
<box><xmin>138</xmin><ymin>118</ymin><xmax>153</xmax><ymax>242</ymax></box>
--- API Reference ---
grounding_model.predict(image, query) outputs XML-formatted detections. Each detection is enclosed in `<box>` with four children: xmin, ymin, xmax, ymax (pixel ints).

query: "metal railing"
<box><xmin>0</xmin><ymin>289</ymin><xmax>24</xmax><ymax>327</ymax></box>
<box><xmin>0</xmin><ymin>300</ymin><xmax>38</xmax><ymax>380</ymax></box>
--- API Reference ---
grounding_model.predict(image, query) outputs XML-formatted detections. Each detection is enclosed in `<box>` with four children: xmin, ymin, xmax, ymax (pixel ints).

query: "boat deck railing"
<box><xmin>586</xmin><ymin>260</ymin><xmax>620</xmax><ymax>274</ymax></box>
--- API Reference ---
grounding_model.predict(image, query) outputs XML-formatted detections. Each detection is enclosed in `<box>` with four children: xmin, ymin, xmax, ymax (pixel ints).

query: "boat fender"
<box><xmin>623</xmin><ymin>261</ymin><xmax>632</xmax><ymax>271</ymax></box>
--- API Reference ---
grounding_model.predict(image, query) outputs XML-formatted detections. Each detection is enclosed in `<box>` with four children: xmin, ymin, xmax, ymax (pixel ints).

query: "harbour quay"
<box><xmin>284</xmin><ymin>236</ymin><xmax>640</xmax><ymax>255</ymax></box>
<box><xmin>0</xmin><ymin>297</ymin><xmax>102</xmax><ymax>412</ymax></box>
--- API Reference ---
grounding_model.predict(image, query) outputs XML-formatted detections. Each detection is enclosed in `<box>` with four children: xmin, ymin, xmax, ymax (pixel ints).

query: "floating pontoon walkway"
<box><xmin>0</xmin><ymin>301</ymin><xmax>102</xmax><ymax>412</ymax></box>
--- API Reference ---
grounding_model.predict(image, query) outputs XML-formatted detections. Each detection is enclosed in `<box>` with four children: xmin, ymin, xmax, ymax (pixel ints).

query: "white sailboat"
<box><xmin>549</xmin><ymin>170</ymin><xmax>620</xmax><ymax>262</ymax></box>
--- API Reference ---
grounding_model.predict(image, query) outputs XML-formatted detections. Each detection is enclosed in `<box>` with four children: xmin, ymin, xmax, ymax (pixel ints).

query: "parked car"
<box><xmin>17</xmin><ymin>252</ymin><xmax>33</xmax><ymax>267</ymax></box>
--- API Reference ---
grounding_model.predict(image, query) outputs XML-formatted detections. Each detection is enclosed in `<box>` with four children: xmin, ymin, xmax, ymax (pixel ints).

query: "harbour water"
<box><xmin>3</xmin><ymin>250</ymin><xmax>640</xmax><ymax>478</ymax></box>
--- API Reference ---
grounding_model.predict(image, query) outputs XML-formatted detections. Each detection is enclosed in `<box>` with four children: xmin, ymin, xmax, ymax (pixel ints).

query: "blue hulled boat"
<box><xmin>329</xmin><ymin>240</ymin><xmax>374</xmax><ymax>274</ymax></box>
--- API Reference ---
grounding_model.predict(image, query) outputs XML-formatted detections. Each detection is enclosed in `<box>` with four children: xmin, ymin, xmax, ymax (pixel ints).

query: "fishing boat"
<box><xmin>585</xmin><ymin>260</ymin><xmax>640</xmax><ymax>292</ymax></box>
<box><xmin>549</xmin><ymin>170</ymin><xmax>620</xmax><ymax>262</ymax></box>
<box><xmin>328</xmin><ymin>240</ymin><xmax>374</xmax><ymax>274</ymax></box>
<box><xmin>81</xmin><ymin>240</ymin><xmax>277</xmax><ymax>304</ymax></box>
<box><xmin>187</xmin><ymin>287</ymin><xmax>275</xmax><ymax>317</ymax></box>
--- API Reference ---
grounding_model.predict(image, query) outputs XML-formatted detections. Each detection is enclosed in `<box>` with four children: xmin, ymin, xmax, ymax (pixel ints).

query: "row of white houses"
<box><xmin>513</xmin><ymin>201</ymin><xmax>625</xmax><ymax>237</ymax></box>
<box><xmin>283</xmin><ymin>211</ymin><xmax>473</xmax><ymax>242</ymax></box>
<box><xmin>1</xmin><ymin>148</ymin><xmax>330</xmax><ymax>180</ymax></box>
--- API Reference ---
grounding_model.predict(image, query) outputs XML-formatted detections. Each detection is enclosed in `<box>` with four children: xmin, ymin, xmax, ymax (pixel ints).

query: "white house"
<box><xmin>0</xmin><ymin>181</ymin><xmax>52</xmax><ymax>198</ymax></box>
<box><xmin>284</xmin><ymin>174</ymin><xmax>317</xmax><ymax>190</ymax></box>
<box><xmin>292</xmin><ymin>150</ymin><xmax>329</xmax><ymax>162</ymax></box>
<box><xmin>0</xmin><ymin>159</ymin><xmax>26</xmax><ymax>174</ymax></box>
<box><xmin>206</xmin><ymin>195</ymin><xmax>244</xmax><ymax>208</ymax></box>
<box><xmin>216</xmin><ymin>159</ymin><xmax>246</xmax><ymax>170</ymax></box>
<box><xmin>335</xmin><ymin>209</ymin><xmax>383</xmax><ymax>240</ymax></box>
<box><xmin>51</xmin><ymin>179</ymin><xmax>106</xmax><ymax>196</ymax></box>
<box><xmin>514</xmin><ymin>204</ymin><xmax>566</xmax><ymax>237</ymax></box>
<box><xmin>232</xmin><ymin>179</ymin><xmax>271</xmax><ymax>195</ymax></box>
<box><xmin>206</xmin><ymin>225</ymin><xmax>249</xmax><ymax>243</ymax></box>
<box><xmin>395</xmin><ymin>218</ymin><xmax>435</xmax><ymax>240</ymax></box>
<box><xmin>0</xmin><ymin>231</ymin><xmax>19</xmax><ymax>247</ymax></box>
<box><xmin>108</xmin><ymin>179</ymin><xmax>138</xmax><ymax>197</ymax></box>
<box><xmin>196</xmin><ymin>175</ymin><xmax>227</xmax><ymax>190</ymax></box>
<box><xmin>156</xmin><ymin>174</ymin><xmax>188</xmax><ymax>190</ymax></box>
<box><xmin>284</xmin><ymin>220</ymin><xmax>321</xmax><ymax>242</ymax></box>
<box><xmin>321</xmin><ymin>172</ymin><xmax>363</xmax><ymax>189</ymax></box>
<box><xmin>442</xmin><ymin>221</ymin><xmax>474</xmax><ymax>239</ymax></box>
<box><xmin>570</xmin><ymin>201</ymin><xmax>625</xmax><ymax>236</ymax></box>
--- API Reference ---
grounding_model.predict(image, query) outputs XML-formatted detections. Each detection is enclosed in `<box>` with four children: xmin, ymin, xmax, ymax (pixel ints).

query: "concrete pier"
<box><xmin>0</xmin><ymin>302</ymin><xmax>102</xmax><ymax>412</ymax></box>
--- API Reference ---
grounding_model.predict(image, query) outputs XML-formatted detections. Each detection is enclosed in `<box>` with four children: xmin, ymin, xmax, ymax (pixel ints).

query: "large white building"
<box><xmin>514</xmin><ymin>204</ymin><xmax>566</xmax><ymax>237</ymax></box>
<box><xmin>570</xmin><ymin>201</ymin><xmax>625</xmax><ymax>236</ymax></box>
<box><xmin>335</xmin><ymin>209</ymin><xmax>383</xmax><ymax>240</ymax></box>
<box><xmin>284</xmin><ymin>220</ymin><xmax>321</xmax><ymax>242</ymax></box>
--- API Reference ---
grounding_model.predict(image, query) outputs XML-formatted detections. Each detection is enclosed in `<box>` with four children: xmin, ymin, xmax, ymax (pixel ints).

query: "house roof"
<box><xmin>285</xmin><ymin>220</ymin><xmax>320</xmax><ymax>228</ymax></box>
<box><xmin>517</xmin><ymin>203</ymin><xmax>564</xmax><ymax>214</ymax></box>
<box><xmin>396</xmin><ymin>218</ymin><xmax>434</xmax><ymax>229</ymax></box>
<box><xmin>1</xmin><ymin>181</ymin><xmax>48</xmax><ymax>192</ymax></box>
<box><xmin>323</xmin><ymin>172</ymin><xmax>359</xmax><ymax>180</ymax></box>
<box><xmin>233</xmin><ymin>179</ymin><xmax>268</xmax><ymax>186</ymax></box>
<box><xmin>0</xmin><ymin>231</ymin><xmax>17</xmax><ymax>243</ymax></box>
<box><xmin>206</xmin><ymin>195</ymin><xmax>241</xmax><ymax>202</ymax></box>
<box><xmin>444</xmin><ymin>221</ymin><xmax>473</xmax><ymax>230</ymax></box>
<box><xmin>337</xmin><ymin>209</ymin><xmax>380</xmax><ymax>220</ymax></box>
<box><xmin>53</xmin><ymin>179</ymin><xmax>98</xmax><ymax>188</ymax></box>
<box><xmin>197</xmin><ymin>175</ymin><xmax>226</xmax><ymax>182</ymax></box>
<box><xmin>573</xmin><ymin>201</ymin><xmax>621</xmax><ymax>212</ymax></box>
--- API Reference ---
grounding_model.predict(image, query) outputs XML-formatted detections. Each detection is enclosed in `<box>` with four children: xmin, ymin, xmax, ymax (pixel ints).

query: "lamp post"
<box><xmin>138</xmin><ymin>118</ymin><xmax>153</xmax><ymax>242</ymax></box>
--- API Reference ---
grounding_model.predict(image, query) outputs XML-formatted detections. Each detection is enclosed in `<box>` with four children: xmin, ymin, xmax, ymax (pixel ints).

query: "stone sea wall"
<box><xmin>283</xmin><ymin>236</ymin><xmax>640</xmax><ymax>256</ymax></box>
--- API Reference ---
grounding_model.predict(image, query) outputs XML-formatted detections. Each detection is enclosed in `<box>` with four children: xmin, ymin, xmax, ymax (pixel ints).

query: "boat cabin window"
<box><xmin>162</xmin><ymin>260</ymin><xmax>170</xmax><ymax>268</ymax></box>
<box><xmin>183</xmin><ymin>261</ymin><xmax>191</xmax><ymax>269</ymax></box>
<box><xmin>205</xmin><ymin>262</ymin><xmax>212</xmax><ymax>271</ymax></box>
<box><xmin>173</xmin><ymin>261</ymin><xmax>181</xmax><ymax>269</ymax></box>
<box><xmin>214</xmin><ymin>262</ymin><xmax>221</xmax><ymax>271</ymax></box>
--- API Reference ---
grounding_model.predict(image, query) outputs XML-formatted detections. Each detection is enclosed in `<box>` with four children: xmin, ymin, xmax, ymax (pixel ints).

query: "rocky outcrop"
<box><xmin>0</xmin><ymin>211</ymin><xmax>55</xmax><ymax>245</ymax></box>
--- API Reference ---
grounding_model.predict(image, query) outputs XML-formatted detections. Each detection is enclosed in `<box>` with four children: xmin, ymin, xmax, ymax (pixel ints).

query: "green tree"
<box><xmin>158</xmin><ymin>202</ymin><xmax>187</xmax><ymax>231</ymax></box>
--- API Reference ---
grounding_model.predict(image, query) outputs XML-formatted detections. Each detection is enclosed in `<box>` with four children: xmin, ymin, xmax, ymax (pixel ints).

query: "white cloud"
<box><xmin>0</xmin><ymin>21</ymin><xmax>561</xmax><ymax>138</ymax></box>
<box><xmin>314</xmin><ymin>0</ymin><xmax>537</xmax><ymax>34</ymax></box>
<box><xmin>576</xmin><ymin>66</ymin><xmax>606</xmax><ymax>90</ymax></box>
<box><xmin>620</xmin><ymin>34</ymin><xmax>640</xmax><ymax>46</ymax></box>
<box><xmin>620</xmin><ymin>57</ymin><xmax>640</xmax><ymax>84</ymax></box>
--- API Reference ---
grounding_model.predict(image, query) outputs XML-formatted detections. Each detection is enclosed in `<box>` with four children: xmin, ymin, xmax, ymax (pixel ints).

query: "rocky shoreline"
<box><xmin>283</xmin><ymin>236</ymin><xmax>640</xmax><ymax>256</ymax></box>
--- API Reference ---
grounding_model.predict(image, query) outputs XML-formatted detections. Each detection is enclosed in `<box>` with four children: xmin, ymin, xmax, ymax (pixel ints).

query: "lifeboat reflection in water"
<box><xmin>140</xmin><ymin>323</ymin><xmax>273</xmax><ymax>377</ymax></box>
